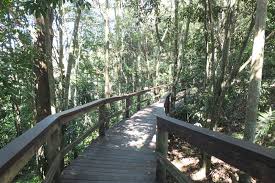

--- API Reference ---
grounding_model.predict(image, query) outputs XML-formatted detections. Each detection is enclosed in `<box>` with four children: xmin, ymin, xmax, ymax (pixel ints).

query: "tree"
<box><xmin>241</xmin><ymin>1</ymin><xmax>268</xmax><ymax>182</ymax></box>
<box><xmin>104</xmin><ymin>0</ymin><xmax>111</xmax><ymax>98</ymax></box>
<box><xmin>244</xmin><ymin>0</ymin><xmax>268</xmax><ymax>142</ymax></box>
<box><xmin>63</xmin><ymin>5</ymin><xmax>82</xmax><ymax>110</ymax></box>
<box><xmin>171</xmin><ymin>0</ymin><xmax>179</xmax><ymax>109</ymax></box>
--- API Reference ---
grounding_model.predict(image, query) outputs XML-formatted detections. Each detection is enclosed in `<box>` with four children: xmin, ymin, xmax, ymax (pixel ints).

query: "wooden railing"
<box><xmin>156</xmin><ymin>93</ymin><xmax>275</xmax><ymax>183</ymax></box>
<box><xmin>0</xmin><ymin>85</ymin><xmax>169</xmax><ymax>183</ymax></box>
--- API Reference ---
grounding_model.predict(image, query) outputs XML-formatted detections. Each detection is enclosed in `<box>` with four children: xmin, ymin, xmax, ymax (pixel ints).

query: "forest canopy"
<box><xmin>0</xmin><ymin>0</ymin><xmax>274</xmax><ymax>182</ymax></box>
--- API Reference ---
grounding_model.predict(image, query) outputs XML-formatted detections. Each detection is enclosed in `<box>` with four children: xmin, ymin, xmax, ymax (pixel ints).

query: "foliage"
<box><xmin>0</xmin><ymin>0</ymin><xmax>274</xmax><ymax>182</ymax></box>
<box><xmin>256</xmin><ymin>110</ymin><xmax>275</xmax><ymax>148</ymax></box>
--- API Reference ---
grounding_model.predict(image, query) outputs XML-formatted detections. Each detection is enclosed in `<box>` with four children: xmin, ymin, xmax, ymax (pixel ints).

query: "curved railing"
<box><xmin>156</xmin><ymin>93</ymin><xmax>275</xmax><ymax>183</ymax></box>
<box><xmin>0</xmin><ymin>85</ymin><xmax>169</xmax><ymax>183</ymax></box>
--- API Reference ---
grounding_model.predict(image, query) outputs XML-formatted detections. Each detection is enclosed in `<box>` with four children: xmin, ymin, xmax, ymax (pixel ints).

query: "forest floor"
<box><xmin>167</xmin><ymin>134</ymin><xmax>256</xmax><ymax>183</ymax></box>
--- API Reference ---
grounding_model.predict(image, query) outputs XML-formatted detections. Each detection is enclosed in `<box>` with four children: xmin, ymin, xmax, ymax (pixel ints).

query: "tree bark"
<box><xmin>240</xmin><ymin>1</ymin><xmax>268</xmax><ymax>182</ymax></box>
<box><xmin>210</xmin><ymin>5</ymin><xmax>235</xmax><ymax>130</ymax></box>
<box><xmin>33</xmin><ymin>8</ymin><xmax>53</xmax><ymax>178</ymax></box>
<box><xmin>244</xmin><ymin>0</ymin><xmax>268</xmax><ymax>143</ymax></box>
<box><xmin>58</xmin><ymin>0</ymin><xmax>65</xmax><ymax>112</ymax></box>
<box><xmin>63</xmin><ymin>7</ymin><xmax>81</xmax><ymax>110</ymax></box>
<box><xmin>104</xmin><ymin>0</ymin><xmax>111</xmax><ymax>98</ymax></box>
<box><xmin>171</xmin><ymin>0</ymin><xmax>179</xmax><ymax>109</ymax></box>
<box><xmin>176</xmin><ymin>0</ymin><xmax>192</xmax><ymax>89</ymax></box>
<box><xmin>44</xmin><ymin>8</ymin><xmax>56</xmax><ymax>114</ymax></box>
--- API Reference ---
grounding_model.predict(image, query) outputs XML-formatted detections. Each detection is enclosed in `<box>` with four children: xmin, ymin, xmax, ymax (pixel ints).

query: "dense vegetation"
<box><xmin>0</xmin><ymin>0</ymin><xmax>274</xmax><ymax>182</ymax></box>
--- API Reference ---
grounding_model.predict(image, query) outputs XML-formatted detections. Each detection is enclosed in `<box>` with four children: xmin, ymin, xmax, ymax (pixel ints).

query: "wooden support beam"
<box><xmin>46</xmin><ymin>124</ymin><xmax>62</xmax><ymax>183</ymax></box>
<box><xmin>137</xmin><ymin>94</ymin><xmax>141</xmax><ymax>111</ymax></box>
<box><xmin>147</xmin><ymin>94</ymin><xmax>151</xmax><ymax>106</ymax></box>
<box><xmin>99</xmin><ymin>105</ymin><xmax>106</xmax><ymax>137</ymax></box>
<box><xmin>156</xmin><ymin>122</ymin><xmax>168</xmax><ymax>183</ymax></box>
<box><xmin>125</xmin><ymin>97</ymin><xmax>131</xmax><ymax>118</ymax></box>
<box><xmin>156</xmin><ymin>152</ymin><xmax>192</xmax><ymax>183</ymax></box>
<box><xmin>164</xmin><ymin>93</ymin><xmax>171</xmax><ymax>115</ymax></box>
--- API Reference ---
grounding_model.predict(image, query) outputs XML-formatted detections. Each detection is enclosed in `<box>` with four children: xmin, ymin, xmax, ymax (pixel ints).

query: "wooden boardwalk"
<box><xmin>60</xmin><ymin>101</ymin><xmax>165</xmax><ymax>183</ymax></box>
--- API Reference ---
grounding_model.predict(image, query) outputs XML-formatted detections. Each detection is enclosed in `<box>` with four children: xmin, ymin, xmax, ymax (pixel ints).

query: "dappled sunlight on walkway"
<box><xmin>60</xmin><ymin>100</ymin><xmax>165</xmax><ymax>183</ymax></box>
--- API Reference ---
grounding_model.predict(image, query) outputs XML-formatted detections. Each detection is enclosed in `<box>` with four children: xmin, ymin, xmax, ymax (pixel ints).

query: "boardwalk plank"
<box><xmin>60</xmin><ymin>102</ymin><xmax>165</xmax><ymax>183</ymax></box>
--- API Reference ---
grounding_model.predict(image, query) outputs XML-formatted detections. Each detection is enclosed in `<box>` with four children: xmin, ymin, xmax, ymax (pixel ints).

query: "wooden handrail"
<box><xmin>156</xmin><ymin>152</ymin><xmax>192</xmax><ymax>183</ymax></box>
<box><xmin>156</xmin><ymin>114</ymin><xmax>275</xmax><ymax>183</ymax></box>
<box><xmin>0</xmin><ymin>85</ymin><xmax>169</xmax><ymax>183</ymax></box>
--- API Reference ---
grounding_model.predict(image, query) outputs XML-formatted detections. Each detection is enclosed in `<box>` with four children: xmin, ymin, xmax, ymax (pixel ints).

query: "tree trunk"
<box><xmin>34</xmin><ymin>18</ymin><xmax>52</xmax><ymax>123</ymax></box>
<box><xmin>114</xmin><ymin>0</ymin><xmax>121</xmax><ymax>94</ymax></box>
<box><xmin>210</xmin><ymin>5</ymin><xmax>235</xmax><ymax>130</ymax></box>
<box><xmin>104</xmin><ymin>0</ymin><xmax>111</xmax><ymax>98</ymax></box>
<box><xmin>171</xmin><ymin>0</ymin><xmax>179</xmax><ymax>109</ymax></box>
<box><xmin>241</xmin><ymin>0</ymin><xmax>268</xmax><ymax>182</ymax></box>
<box><xmin>44</xmin><ymin>8</ymin><xmax>56</xmax><ymax>114</ymax></box>
<box><xmin>34</xmin><ymin>10</ymin><xmax>53</xmax><ymax>178</ymax></box>
<box><xmin>244</xmin><ymin>0</ymin><xmax>268</xmax><ymax>145</ymax></box>
<box><xmin>63</xmin><ymin>7</ymin><xmax>81</xmax><ymax>110</ymax></box>
<box><xmin>11</xmin><ymin>101</ymin><xmax>22</xmax><ymax>136</ymax></box>
<box><xmin>177</xmin><ymin>0</ymin><xmax>192</xmax><ymax>89</ymax></box>
<box><xmin>58</xmin><ymin>0</ymin><xmax>65</xmax><ymax>112</ymax></box>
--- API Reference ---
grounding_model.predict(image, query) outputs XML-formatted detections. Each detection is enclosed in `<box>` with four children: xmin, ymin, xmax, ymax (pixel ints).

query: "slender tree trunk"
<box><xmin>203</xmin><ymin>0</ymin><xmax>210</xmax><ymax>88</ymax></box>
<box><xmin>11</xmin><ymin>101</ymin><xmax>22</xmax><ymax>136</ymax></box>
<box><xmin>63</xmin><ymin>7</ymin><xmax>81</xmax><ymax>110</ymax></box>
<box><xmin>104</xmin><ymin>0</ymin><xmax>111</xmax><ymax>98</ymax></box>
<box><xmin>207</xmin><ymin>0</ymin><xmax>216</xmax><ymax>93</ymax></box>
<box><xmin>58</xmin><ymin>0</ymin><xmax>65</xmax><ymax>112</ymax></box>
<box><xmin>171</xmin><ymin>0</ymin><xmax>179</xmax><ymax>109</ymax></box>
<box><xmin>244</xmin><ymin>0</ymin><xmax>268</xmax><ymax>145</ymax></box>
<box><xmin>114</xmin><ymin>0</ymin><xmax>121</xmax><ymax>94</ymax></box>
<box><xmin>210</xmin><ymin>5</ymin><xmax>234</xmax><ymax>130</ymax></box>
<box><xmin>177</xmin><ymin>0</ymin><xmax>192</xmax><ymax>89</ymax></box>
<box><xmin>240</xmin><ymin>1</ymin><xmax>268</xmax><ymax>182</ymax></box>
<box><xmin>154</xmin><ymin>2</ymin><xmax>165</xmax><ymax>86</ymax></box>
<box><xmin>44</xmin><ymin>8</ymin><xmax>56</xmax><ymax>114</ymax></box>
<box><xmin>145</xmin><ymin>38</ymin><xmax>150</xmax><ymax>86</ymax></box>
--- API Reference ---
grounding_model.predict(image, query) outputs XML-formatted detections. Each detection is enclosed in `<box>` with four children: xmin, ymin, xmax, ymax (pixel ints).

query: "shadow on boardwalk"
<box><xmin>60</xmin><ymin>101</ymin><xmax>165</xmax><ymax>183</ymax></box>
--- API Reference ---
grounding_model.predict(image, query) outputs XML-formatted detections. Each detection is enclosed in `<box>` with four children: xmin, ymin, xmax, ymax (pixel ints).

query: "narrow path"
<box><xmin>60</xmin><ymin>100</ymin><xmax>165</xmax><ymax>183</ymax></box>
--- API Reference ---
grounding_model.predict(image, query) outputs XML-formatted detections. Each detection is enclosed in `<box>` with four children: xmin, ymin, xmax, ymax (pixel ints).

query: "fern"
<box><xmin>255</xmin><ymin>110</ymin><xmax>275</xmax><ymax>148</ymax></box>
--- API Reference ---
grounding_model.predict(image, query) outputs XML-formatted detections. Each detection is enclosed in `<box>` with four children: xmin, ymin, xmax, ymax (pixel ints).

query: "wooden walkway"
<box><xmin>60</xmin><ymin>101</ymin><xmax>165</xmax><ymax>183</ymax></box>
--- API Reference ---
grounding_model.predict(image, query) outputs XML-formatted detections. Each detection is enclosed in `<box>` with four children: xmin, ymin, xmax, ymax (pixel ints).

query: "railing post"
<box><xmin>147</xmin><ymin>92</ymin><xmax>151</xmax><ymax>106</ymax></box>
<box><xmin>99</xmin><ymin>105</ymin><xmax>106</xmax><ymax>137</ymax></box>
<box><xmin>125</xmin><ymin>97</ymin><xmax>131</xmax><ymax>118</ymax></box>
<box><xmin>60</xmin><ymin>126</ymin><xmax>65</xmax><ymax>170</ymax></box>
<box><xmin>137</xmin><ymin>94</ymin><xmax>141</xmax><ymax>111</ymax></box>
<box><xmin>46</xmin><ymin>124</ymin><xmax>62</xmax><ymax>182</ymax></box>
<box><xmin>164</xmin><ymin>94</ymin><xmax>171</xmax><ymax>116</ymax></box>
<box><xmin>156</xmin><ymin>119</ymin><xmax>168</xmax><ymax>183</ymax></box>
<box><xmin>154</xmin><ymin>87</ymin><xmax>160</xmax><ymax>101</ymax></box>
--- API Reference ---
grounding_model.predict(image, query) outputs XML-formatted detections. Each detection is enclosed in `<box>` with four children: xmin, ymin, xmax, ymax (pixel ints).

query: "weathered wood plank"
<box><xmin>66</xmin><ymin>165</ymin><xmax>155</xmax><ymax>171</ymax></box>
<box><xmin>44</xmin><ymin>152</ymin><xmax>62</xmax><ymax>183</ymax></box>
<box><xmin>137</xmin><ymin>94</ymin><xmax>141</xmax><ymax>111</ymax></box>
<box><xmin>125</xmin><ymin>97</ymin><xmax>131</xmax><ymax>118</ymax></box>
<box><xmin>61</xmin><ymin>180</ymin><xmax>154</xmax><ymax>183</ymax></box>
<box><xmin>60</xmin><ymin>99</ymin><xmax>168</xmax><ymax>183</ymax></box>
<box><xmin>45</xmin><ymin>124</ymin><xmax>62</xmax><ymax>183</ymax></box>
<box><xmin>98</xmin><ymin>105</ymin><xmax>106</xmax><ymax>137</ymax></box>
<box><xmin>156</xmin><ymin>152</ymin><xmax>192</xmax><ymax>183</ymax></box>
<box><xmin>61</xmin><ymin>174</ymin><xmax>155</xmax><ymax>181</ymax></box>
<box><xmin>156</xmin><ymin>123</ymin><xmax>168</xmax><ymax>183</ymax></box>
